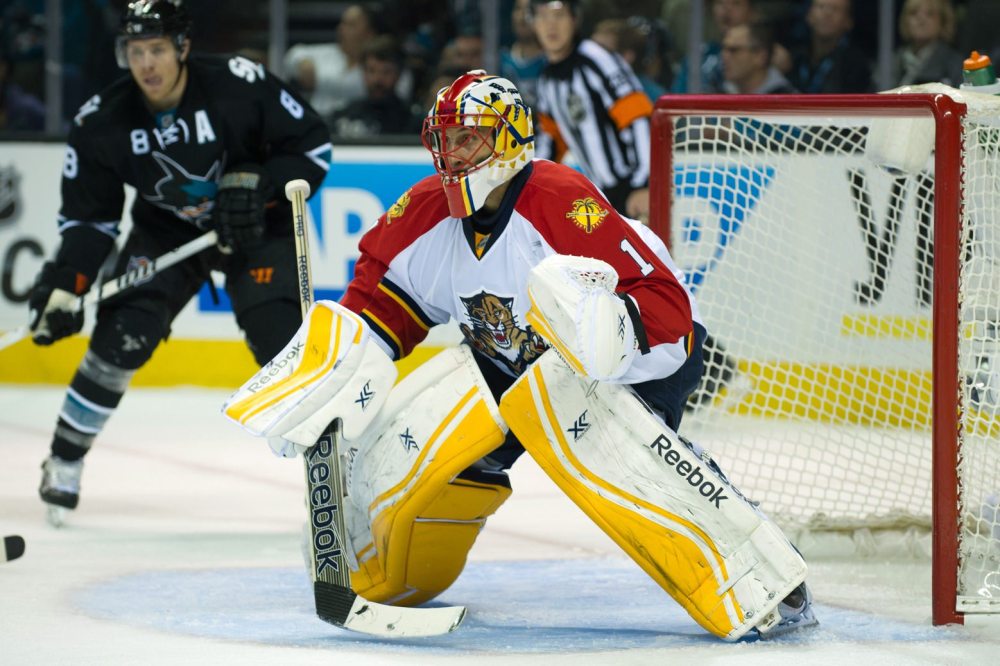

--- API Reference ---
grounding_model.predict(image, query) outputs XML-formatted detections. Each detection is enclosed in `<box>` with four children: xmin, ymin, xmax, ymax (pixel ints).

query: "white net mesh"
<box><xmin>658</xmin><ymin>88</ymin><xmax>1000</xmax><ymax>609</ymax></box>
<box><xmin>958</xmin><ymin>99</ymin><xmax>1000</xmax><ymax>605</ymax></box>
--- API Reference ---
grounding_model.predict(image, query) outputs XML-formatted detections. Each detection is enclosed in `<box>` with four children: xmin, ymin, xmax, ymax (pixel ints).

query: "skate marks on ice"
<box><xmin>72</xmin><ymin>558</ymin><xmax>958</xmax><ymax>654</ymax></box>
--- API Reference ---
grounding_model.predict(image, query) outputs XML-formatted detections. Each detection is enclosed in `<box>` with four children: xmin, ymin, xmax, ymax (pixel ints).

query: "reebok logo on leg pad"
<box><xmin>648</xmin><ymin>434</ymin><xmax>728</xmax><ymax>508</ymax></box>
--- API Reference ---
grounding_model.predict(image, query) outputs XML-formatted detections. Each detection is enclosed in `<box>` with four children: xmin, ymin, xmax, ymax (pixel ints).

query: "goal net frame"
<box><xmin>649</xmin><ymin>91</ymin><xmax>977</xmax><ymax>626</ymax></box>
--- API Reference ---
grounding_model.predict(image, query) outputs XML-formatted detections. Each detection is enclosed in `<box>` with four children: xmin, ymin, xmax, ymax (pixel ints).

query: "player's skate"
<box><xmin>755</xmin><ymin>581</ymin><xmax>818</xmax><ymax>639</ymax></box>
<box><xmin>39</xmin><ymin>456</ymin><xmax>83</xmax><ymax>527</ymax></box>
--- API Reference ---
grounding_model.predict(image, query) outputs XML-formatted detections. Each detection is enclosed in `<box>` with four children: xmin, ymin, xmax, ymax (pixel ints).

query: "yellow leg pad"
<box><xmin>500</xmin><ymin>379</ymin><xmax>738</xmax><ymax>636</ymax></box>
<box><xmin>497</xmin><ymin>352</ymin><xmax>805</xmax><ymax>640</ymax></box>
<box><xmin>351</xmin><ymin>477</ymin><xmax>512</xmax><ymax>606</ymax></box>
<box><xmin>343</xmin><ymin>350</ymin><xmax>509</xmax><ymax>607</ymax></box>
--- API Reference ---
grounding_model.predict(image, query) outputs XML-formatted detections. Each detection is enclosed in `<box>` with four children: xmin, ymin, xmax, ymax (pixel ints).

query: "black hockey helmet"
<box><xmin>115</xmin><ymin>0</ymin><xmax>193</xmax><ymax>68</ymax></box>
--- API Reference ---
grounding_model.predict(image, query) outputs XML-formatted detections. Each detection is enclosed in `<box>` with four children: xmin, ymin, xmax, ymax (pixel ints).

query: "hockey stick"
<box><xmin>3</xmin><ymin>535</ymin><xmax>25</xmax><ymax>562</ymax></box>
<box><xmin>285</xmin><ymin>179</ymin><xmax>466</xmax><ymax>637</ymax></box>
<box><xmin>0</xmin><ymin>230</ymin><xmax>219</xmax><ymax>353</ymax></box>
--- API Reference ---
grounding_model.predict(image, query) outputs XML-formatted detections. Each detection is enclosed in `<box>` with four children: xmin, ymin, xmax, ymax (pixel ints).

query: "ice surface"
<box><xmin>1</xmin><ymin>386</ymin><xmax>998</xmax><ymax>665</ymax></box>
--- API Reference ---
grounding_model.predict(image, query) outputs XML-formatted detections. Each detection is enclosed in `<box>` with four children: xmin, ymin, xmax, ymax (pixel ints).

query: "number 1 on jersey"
<box><xmin>620</xmin><ymin>239</ymin><xmax>655</xmax><ymax>276</ymax></box>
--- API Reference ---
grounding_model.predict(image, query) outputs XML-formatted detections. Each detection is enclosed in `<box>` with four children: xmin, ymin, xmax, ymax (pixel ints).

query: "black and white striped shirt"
<box><xmin>534</xmin><ymin>39</ymin><xmax>653</xmax><ymax>207</ymax></box>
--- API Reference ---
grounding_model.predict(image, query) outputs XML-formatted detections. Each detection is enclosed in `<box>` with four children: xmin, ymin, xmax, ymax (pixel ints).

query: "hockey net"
<box><xmin>649</xmin><ymin>86</ymin><xmax>1000</xmax><ymax>625</ymax></box>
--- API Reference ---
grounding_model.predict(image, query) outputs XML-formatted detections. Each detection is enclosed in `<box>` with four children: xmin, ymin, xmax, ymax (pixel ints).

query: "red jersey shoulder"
<box><xmin>379</xmin><ymin>174</ymin><xmax>449</xmax><ymax>229</ymax></box>
<box><xmin>517</xmin><ymin>160</ymin><xmax>621</xmax><ymax>237</ymax></box>
<box><xmin>360</xmin><ymin>174</ymin><xmax>451</xmax><ymax>260</ymax></box>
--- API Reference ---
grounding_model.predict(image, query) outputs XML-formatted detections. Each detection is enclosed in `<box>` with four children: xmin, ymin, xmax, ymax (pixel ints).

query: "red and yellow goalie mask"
<box><xmin>421</xmin><ymin>70</ymin><xmax>535</xmax><ymax>218</ymax></box>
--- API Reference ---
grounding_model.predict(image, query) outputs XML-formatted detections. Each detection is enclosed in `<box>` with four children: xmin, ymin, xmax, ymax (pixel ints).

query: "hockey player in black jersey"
<box><xmin>27</xmin><ymin>0</ymin><xmax>332</xmax><ymax>525</ymax></box>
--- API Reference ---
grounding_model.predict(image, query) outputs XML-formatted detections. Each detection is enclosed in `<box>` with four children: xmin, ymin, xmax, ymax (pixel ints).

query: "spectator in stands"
<box><xmin>501</xmin><ymin>0</ymin><xmax>547</xmax><ymax>109</ymax></box>
<box><xmin>671</xmin><ymin>0</ymin><xmax>756</xmax><ymax>93</ymax></box>
<box><xmin>0</xmin><ymin>49</ymin><xmax>45</xmax><ymax>133</ymax></box>
<box><xmin>439</xmin><ymin>31</ymin><xmax>485</xmax><ymax>73</ymax></box>
<box><xmin>591</xmin><ymin>16</ymin><xmax>673</xmax><ymax>100</ymax></box>
<box><xmin>329</xmin><ymin>35</ymin><xmax>418</xmax><ymax>138</ymax></box>
<box><xmin>415</xmin><ymin>65</ymin><xmax>468</xmax><ymax>121</ymax></box>
<box><xmin>892</xmin><ymin>0</ymin><xmax>962</xmax><ymax>88</ymax></box>
<box><xmin>785</xmin><ymin>0</ymin><xmax>872</xmax><ymax>93</ymax></box>
<box><xmin>385</xmin><ymin>0</ymin><xmax>454</xmax><ymax>110</ymax></box>
<box><xmin>282</xmin><ymin>4</ymin><xmax>378</xmax><ymax>118</ymax></box>
<box><xmin>530</xmin><ymin>0</ymin><xmax>651</xmax><ymax>219</ymax></box>
<box><xmin>721</xmin><ymin>22</ymin><xmax>797</xmax><ymax>94</ymax></box>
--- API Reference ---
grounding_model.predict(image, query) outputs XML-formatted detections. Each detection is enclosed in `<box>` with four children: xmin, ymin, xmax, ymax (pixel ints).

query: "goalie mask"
<box><xmin>421</xmin><ymin>70</ymin><xmax>534</xmax><ymax>218</ymax></box>
<box><xmin>115</xmin><ymin>0</ymin><xmax>192</xmax><ymax>69</ymax></box>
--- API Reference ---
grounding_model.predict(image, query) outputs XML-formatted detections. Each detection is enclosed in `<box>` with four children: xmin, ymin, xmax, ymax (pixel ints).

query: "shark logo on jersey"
<box><xmin>142</xmin><ymin>152</ymin><xmax>222</xmax><ymax>225</ymax></box>
<box><xmin>459</xmin><ymin>290</ymin><xmax>547</xmax><ymax>375</ymax></box>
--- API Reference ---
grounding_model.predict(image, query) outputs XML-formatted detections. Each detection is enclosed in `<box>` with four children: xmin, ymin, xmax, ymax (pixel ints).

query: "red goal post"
<box><xmin>649</xmin><ymin>88</ymin><xmax>999</xmax><ymax>626</ymax></box>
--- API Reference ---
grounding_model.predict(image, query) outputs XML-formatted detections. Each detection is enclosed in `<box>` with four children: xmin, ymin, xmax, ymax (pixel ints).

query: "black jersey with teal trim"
<box><xmin>58</xmin><ymin>53</ymin><xmax>331</xmax><ymax>254</ymax></box>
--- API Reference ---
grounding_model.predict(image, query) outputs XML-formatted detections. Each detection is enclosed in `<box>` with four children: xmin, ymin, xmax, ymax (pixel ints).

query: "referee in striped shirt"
<box><xmin>530</xmin><ymin>0</ymin><xmax>653</xmax><ymax>220</ymax></box>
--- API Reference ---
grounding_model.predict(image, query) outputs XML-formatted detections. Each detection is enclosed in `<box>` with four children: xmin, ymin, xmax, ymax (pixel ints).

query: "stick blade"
<box><xmin>315</xmin><ymin>581</ymin><xmax>466</xmax><ymax>637</ymax></box>
<box><xmin>3</xmin><ymin>535</ymin><xmax>25</xmax><ymax>562</ymax></box>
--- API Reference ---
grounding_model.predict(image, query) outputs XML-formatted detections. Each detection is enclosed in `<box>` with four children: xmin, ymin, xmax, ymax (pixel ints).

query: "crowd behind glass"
<box><xmin>2</xmin><ymin>0</ymin><xmax>998</xmax><ymax>140</ymax></box>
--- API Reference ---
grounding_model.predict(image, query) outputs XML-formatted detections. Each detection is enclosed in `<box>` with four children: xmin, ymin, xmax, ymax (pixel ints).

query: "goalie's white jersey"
<box><xmin>341</xmin><ymin>159</ymin><xmax>702</xmax><ymax>382</ymax></box>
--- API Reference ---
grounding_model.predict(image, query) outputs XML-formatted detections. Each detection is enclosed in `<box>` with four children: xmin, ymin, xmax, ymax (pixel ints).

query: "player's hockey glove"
<box><xmin>28</xmin><ymin>262</ymin><xmax>89</xmax><ymax>345</ymax></box>
<box><xmin>214</xmin><ymin>164</ymin><xmax>272</xmax><ymax>254</ymax></box>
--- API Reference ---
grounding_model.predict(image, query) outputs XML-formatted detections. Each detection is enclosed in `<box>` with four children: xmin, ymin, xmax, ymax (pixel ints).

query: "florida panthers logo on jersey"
<box><xmin>386</xmin><ymin>188</ymin><xmax>412</xmax><ymax>224</ymax></box>
<box><xmin>459</xmin><ymin>290</ymin><xmax>547</xmax><ymax>375</ymax></box>
<box><xmin>142</xmin><ymin>152</ymin><xmax>222</xmax><ymax>225</ymax></box>
<box><xmin>566</xmin><ymin>197</ymin><xmax>608</xmax><ymax>233</ymax></box>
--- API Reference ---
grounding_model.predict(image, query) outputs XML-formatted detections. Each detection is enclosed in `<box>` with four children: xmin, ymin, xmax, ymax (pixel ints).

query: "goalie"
<box><xmin>224</xmin><ymin>70</ymin><xmax>816</xmax><ymax>640</ymax></box>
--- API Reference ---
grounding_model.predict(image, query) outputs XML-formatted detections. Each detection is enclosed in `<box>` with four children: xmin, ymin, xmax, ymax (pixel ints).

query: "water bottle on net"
<box><xmin>960</xmin><ymin>51</ymin><xmax>1000</xmax><ymax>95</ymax></box>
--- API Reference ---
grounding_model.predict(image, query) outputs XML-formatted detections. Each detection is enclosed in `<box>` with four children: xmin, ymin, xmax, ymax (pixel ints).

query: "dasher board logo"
<box><xmin>0</xmin><ymin>165</ymin><xmax>20</xmax><ymax>225</ymax></box>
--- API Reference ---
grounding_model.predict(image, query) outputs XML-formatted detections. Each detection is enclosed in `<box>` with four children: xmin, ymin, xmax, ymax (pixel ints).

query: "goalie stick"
<box><xmin>3</xmin><ymin>535</ymin><xmax>25</xmax><ymax>563</ymax></box>
<box><xmin>285</xmin><ymin>179</ymin><xmax>466</xmax><ymax>638</ymax></box>
<box><xmin>0</xmin><ymin>230</ymin><xmax>219</xmax><ymax>353</ymax></box>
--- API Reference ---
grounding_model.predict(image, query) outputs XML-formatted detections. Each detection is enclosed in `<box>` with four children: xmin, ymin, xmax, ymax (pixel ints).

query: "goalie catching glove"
<box><xmin>526</xmin><ymin>254</ymin><xmax>638</xmax><ymax>382</ymax></box>
<box><xmin>222</xmin><ymin>300</ymin><xmax>397</xmax><ymax>452</ymax></box>
<box><xmin>214</xmin><ymin>163</ymin><xmax>272</xmax><ymax>254</ymax></box>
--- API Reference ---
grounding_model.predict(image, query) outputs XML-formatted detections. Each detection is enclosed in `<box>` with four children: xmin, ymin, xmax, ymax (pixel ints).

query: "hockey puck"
<box><xmin>3</xmin><ymin>535</ymin><xmax>25</xmax><ymax>562</ymax></box>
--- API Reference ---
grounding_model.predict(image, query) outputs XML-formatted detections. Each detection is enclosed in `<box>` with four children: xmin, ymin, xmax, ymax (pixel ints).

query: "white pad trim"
<box><xmin>527</xmin><ymin>254</ymin><xmax>636</xmax><ymax>381</ymax></box>
<box><xmin>223</xmin><ymin>300</ymin><xmax>397</xmax><ymax>445</ymax></box>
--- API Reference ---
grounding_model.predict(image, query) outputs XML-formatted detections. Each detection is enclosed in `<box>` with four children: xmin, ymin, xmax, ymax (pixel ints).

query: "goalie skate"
<box><xmin>753</xmin><ymin>582</ymin><xmax>818</xmax><ymax>639</ymax></box>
